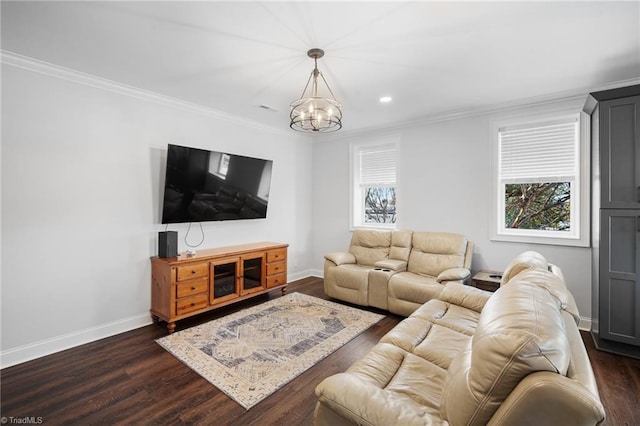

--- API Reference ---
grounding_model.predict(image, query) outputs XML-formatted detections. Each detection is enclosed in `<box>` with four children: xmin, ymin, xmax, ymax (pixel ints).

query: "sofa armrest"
<box><xmin>436</xmin><ymin>267</ymin><xmax>471</xmax><ymax>283</ymax></box>
<box><xmin>487</xmin><ymin>371</ymin><xmax>605</xmax><ymax>426</ymax></box>
<box><xmin>374</xmin><ymin>259</ymin><xmax>407</xmax><ymax>272</ymax></box>
<box><xmin>438</xmin><ymin>283</ymin><xmax>492</xmax><ymax>313</ymax></box>
<box><xmin>324</xmin><ymin>252</ymin><xmax>356</xmax><ymax>266</ymax></box>
<box><xmin>315</xmin><ymin>373</ymin><xmax>436</xmax><ymax>426</ymax></box>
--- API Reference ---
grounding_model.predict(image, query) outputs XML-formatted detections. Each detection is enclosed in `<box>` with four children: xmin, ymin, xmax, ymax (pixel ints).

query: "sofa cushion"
<box><xmin>512</xmin><ymin>268</ymin><xmax>581</xmax><ymax>325</ymax></box>
<box><xmin>390</xmin><ymin>229</ymin><xmax>413</xmax><ymax>261</ymax></box>
<box><xmin>317</xmin><ymin>342</ymin><xmax>448</xmax><ymax>424</ymax></box>
<box><xmin>409</xmin><ymin>296</ymin><xmax>483</xmax><ymax>337</ymax></box>
<box><xmin>324</xmin><ymin>251</ymin><xmax>356</xmax><ymax>266</ymax></box>
<box><xmin>348</xmin><ymin>229</ymin><xmax>392</xmax><ymax>266</ymax></box>
<box><xmin>500</xmin><ymin>250</ymin><xmax>548</xmax><ymax>286</ymax></box>
<box><xmin>437</xmin><ymin>283</ymin><xmax>491</xmax><ymax>314</ymax></box>
<box><xmin>436</xmin><ymin>267</ymin><xmax>470</xmax><ymax>283</ymax></box>
<box><xmin>408</xmin><ymin>232</ymin><xmax>468</xmax><ymax>277</ymax></box>
<box><xmin>440</xmin><ymin>279</ymin><xmax>570</xmax><ymax>425</ymax></box>
<box><xmin>328</xmin><ymin>264</ymin><xmax>373</xmax><ymax>290</ymax></box>
<box><xmin>388</xmin><ymin>272</ymin><xmax>444</xmax><ymax>316</ymax></box>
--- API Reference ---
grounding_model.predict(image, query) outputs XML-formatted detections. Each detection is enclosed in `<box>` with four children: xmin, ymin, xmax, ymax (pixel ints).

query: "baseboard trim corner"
<box><xmin>578</xmin><ymin>316</ymin><xmax>592</xmax><ymax>332</ymax></box>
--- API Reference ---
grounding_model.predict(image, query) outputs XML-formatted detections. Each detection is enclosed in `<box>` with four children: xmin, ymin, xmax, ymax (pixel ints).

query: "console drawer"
<box><xmin>176</xmin><ymin>277</ymin><xmax>208</xmax><ymax>298</ymax></box>
<box><xmin>267</xmin><ymin>261</ymin><xmax>286</xmax><ymax>276</ymax></box>
<box><xmin>267</xmin><ymin>248</ymin><xmax>286</xmax><ymax>263</ymax></box>
<box><xmin>267</xmin><ymin>273</ymin><xmax>287</xmax><ymax>288</ymax></box>
<box><xmin>177</xmin><ymin>263</ymin><xmax>209</xmax><ymax>281</ymax></box>
<box><xmin>176</xmin><ymin>293</ymin><xmax>208</xmax><ymax>315</ymax></box>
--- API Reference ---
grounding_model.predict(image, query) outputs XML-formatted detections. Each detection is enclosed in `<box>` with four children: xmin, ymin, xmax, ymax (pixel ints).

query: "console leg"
<box><xmin>151</xmin><ymin>314</ymin><xmax>159</xmax><ymax>324</ymax></box>
<box><xmin>167</xmin><ymin>322</ymin><xmax>176</xmax><ymax>334</ymax></box>
<box><xmin>281</xmin><ymin>286</ymin><xmax>287</xmax><ymax>295</ymax></box>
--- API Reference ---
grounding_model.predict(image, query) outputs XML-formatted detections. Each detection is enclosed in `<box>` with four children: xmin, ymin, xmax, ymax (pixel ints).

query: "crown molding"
<box><xmin>4</xmin><ymin>50</ymin><xmax>638</xmax><ymax>142</ymax></box>
<box><xmin>0</xmin><ymin>50</ymin><xmax>296</xmax><ymax>138</ymax></box>
<box><xmin>318</xmin><ymin>76</ymin><xmax>640</xmax><ymax>142</ymax></box>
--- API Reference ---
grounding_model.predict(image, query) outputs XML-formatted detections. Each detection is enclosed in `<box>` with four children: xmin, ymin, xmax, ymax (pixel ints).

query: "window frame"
<box><xmin>490</xmin><ymin>110</ymin><xmax>590</xmax><ymax>247</ymax></box>
<box><xmin>350</xmin><ymin>138</ymin><xmax>399</xmax><ymax>230</ymax></box>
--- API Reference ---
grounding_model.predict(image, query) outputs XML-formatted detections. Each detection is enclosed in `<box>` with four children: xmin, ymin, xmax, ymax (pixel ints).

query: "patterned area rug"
<box><xmin>156</xmin><ymin>292</ymin><xmax>384</xmax><ymax>410</ymax></box>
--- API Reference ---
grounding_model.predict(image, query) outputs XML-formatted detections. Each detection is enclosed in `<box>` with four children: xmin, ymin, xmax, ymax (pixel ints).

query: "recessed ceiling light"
<box><xmin>379</xmin><ymin>96</ymin><xmax>392</xmax><ymax>103</ymax></box>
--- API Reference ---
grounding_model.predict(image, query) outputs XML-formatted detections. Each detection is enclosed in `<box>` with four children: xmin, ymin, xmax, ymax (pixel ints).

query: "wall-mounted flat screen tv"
<box><xmin>161</xmin><ymin>144</ymin><xmax>273</xmax><ymax>224</ymax></box>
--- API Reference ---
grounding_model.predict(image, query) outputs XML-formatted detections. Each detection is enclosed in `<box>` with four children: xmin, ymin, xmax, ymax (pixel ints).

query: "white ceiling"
<box><xmin>2</xmin><ymin>1</ymin><xmax>640</xmax><ymax>134</ymax></box>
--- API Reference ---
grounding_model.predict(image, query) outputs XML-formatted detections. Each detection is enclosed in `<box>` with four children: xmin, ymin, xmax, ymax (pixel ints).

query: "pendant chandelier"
<box><xmin>290</xmin><ymin>48</ymin><xmax>342</xmax><ymax>133</ymax></box>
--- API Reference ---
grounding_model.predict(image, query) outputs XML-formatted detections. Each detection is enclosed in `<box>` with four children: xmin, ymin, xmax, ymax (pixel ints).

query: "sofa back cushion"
<box><xmin>439</xmin><ymin>279</ymin><xmax>570</xmax><ymax>425</ymax></box>
<box><xmin>390</xmin><ymin>230</ymin><xmax>412</xmax><ymax>261</ymax></box>
<box><xmin>407</xmin><ymin>232</ymin><xmax>467</xmax><ymax>277</ymax></box>
<box><xmin>348</xmin><ymin>229</ymin><xmax>392</xmax><ymax>266</ymax></box>
<box><xmin>500</xmin><ymin>250</ymin><xmax>548</xmax><ymax>286</ymax></box>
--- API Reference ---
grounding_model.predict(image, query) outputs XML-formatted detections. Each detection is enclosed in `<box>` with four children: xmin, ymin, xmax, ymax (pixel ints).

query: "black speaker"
<box><xmin>158</xmin><ymin>231</ymin><xmax>178</xmax><ymax>258</ymax></box>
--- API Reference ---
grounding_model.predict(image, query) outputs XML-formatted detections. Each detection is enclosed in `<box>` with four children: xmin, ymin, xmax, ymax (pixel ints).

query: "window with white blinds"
<box><xmin>499</xmin><ymin>118</ymin><xmax>578</xmax><ymax>184</ymax></box>
<box><xmin>358</xmin><ymin>144</ymin><xmax>397</xmax><ymax>186</ymax></box>
<box><xmin>491</xmin><ymin>111</ymin><xmax>589</xmax><ymax>247</ymax></box>
<box><xmin>351</xmin><ymin>141</ymin><xmax>398</xmax><ymax>228</ymax></box>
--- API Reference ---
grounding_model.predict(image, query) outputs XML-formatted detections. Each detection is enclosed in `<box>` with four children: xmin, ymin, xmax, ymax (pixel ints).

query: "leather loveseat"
<box><xmin>314</xmin><ymin>251</ymin><xmax>605</xmax><ymax>426</ymax></box>
<box><xmin>323</xmin><ymin>229</ymin><xmax>473</xmax><ymax>316</ymax></box>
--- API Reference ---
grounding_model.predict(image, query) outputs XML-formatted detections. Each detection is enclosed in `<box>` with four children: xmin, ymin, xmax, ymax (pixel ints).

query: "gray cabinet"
<box><xmin>600</xmin><ymin>96</ymin><xmax>640</xmax><ymax>209</ymax></box>
<box><xmin>599</xmin><ymin>210</ymin><xmax>640</xmax><ymax>345</ymax></box>
<box><xmin>585</xmin><ymin>84</ymin><xmax>640</xmax><ymax>358</ymax></box>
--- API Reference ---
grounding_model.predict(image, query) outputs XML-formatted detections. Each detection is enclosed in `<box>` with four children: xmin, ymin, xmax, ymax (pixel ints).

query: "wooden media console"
<box><xmin>151</xmin><ymin>241</ymin><xmax>288</xmax><ymax>333</ymax></box>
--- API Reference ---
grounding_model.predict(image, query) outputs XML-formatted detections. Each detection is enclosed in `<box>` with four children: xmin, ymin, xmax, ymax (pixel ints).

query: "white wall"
<box><xmin>311</xmin><ymin>100</ymin><xmax>593</xmax><ymax>323</ymax></box>
<box><xmin>0</xmin><ymin>55</ymin><xmax>597</xmax><ymax>368</ymax></box>
<box><xmin>1</xmin><ymin>61</ymin><xmax>313</xmax><ymax>367</ymax></box>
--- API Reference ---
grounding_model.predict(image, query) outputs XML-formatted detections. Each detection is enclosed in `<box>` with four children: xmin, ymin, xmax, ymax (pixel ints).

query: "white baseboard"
<box><xmin>1</xmin><ymin>271</ymin><xmax>321</xmax><ymax>369</ymax></box>
<box><xmin>288</xmin><ymin>269</ymin><xmax>322</xmax><ymax>281</ymax></box>
<box><xmin>306</xmin><ymin>269</ymin><xmax>323</xmax><ymax>278</ymax></box>
<box><xmin>578</xmin><ymin>317</ymin><xmax>592</xmax><ymax>332</ymax></box>
<box><xmin>0</xmin><ymin>313</ymin><xmax>153</xmax><ymax>369</ymax></box>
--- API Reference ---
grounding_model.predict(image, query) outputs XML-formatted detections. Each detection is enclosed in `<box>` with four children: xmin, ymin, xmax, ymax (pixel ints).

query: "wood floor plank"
<box><xmin>1</xmin><ymin>277</ymin><xmax>638</xmax><ymax>425</ymax></box>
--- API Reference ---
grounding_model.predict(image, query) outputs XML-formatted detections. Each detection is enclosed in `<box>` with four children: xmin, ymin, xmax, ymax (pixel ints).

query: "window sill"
<box><xmin>491</xmin><ymin>233</ymin><xmax>589</xmax><ymax>248</ymax></box>
<box><xmin>351</xmin><ymin>224</ymin><xmax>397</xmax><ymax>231</ymax></box>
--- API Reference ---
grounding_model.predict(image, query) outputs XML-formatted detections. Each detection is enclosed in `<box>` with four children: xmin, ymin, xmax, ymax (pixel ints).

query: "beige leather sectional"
<box><xmin>324</xmin><ymin>229</ymin><xmax>473</xmax><ymax>316</ymax></box>
<box><xmin>315</xmin><ymin>251</ymin><xmax>606</xmax><ymax>425</ymax></box>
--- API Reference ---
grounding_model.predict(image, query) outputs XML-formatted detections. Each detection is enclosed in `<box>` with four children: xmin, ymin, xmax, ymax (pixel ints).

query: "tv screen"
<box><xmin>161</xmin><ymin>144</ymin><xmax>273</xmax><ymax>224</ymax></box>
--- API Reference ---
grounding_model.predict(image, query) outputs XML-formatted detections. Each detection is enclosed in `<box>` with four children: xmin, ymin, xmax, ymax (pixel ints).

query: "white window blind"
<box><xmin>499</xmin><ymin>118</ymin><xmax>578</xmax><ymax>183</ymax></box>
<box><xmin>358</xmin><ymin>144</ymin><xmax>396</xmax><ymax>185</ymax></box>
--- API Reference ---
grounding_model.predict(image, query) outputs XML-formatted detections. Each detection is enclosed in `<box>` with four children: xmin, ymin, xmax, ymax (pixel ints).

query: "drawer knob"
<box><xmin>191</xmin><ymin>286</ymin><xmax>196</xmax><ymax>290</ymax></box>
<box><xmin>191</xmin><ymin>270</ymin><xmax>197</xmax><ymax>274</ymax></box>
<box><xmin>191</xmin><ymin>303</ymin><xmax>195</xmax><ymax>306</ymax></box>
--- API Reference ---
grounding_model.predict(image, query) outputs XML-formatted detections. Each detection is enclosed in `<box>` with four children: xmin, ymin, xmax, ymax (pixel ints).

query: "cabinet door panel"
<box><xmin>210</xmin><ymin>258</ymin><xmax>240</xmax><ymax>304</ymax></box>
<box><xmin>241</xmin><ymin>253</ymin><xmax>265</xmax><ymax>295</ymax></box>
<box><xmin>610</xmin><ymin>278</ymin><xmax>637</xmax><ymax>337</ymax></box>
<box><xmin>600</xmin><ymin>210</ymin><xmax>640</xmax><ymax>345</ymax></box>
<box><xmin>601</xmin><ymin>97</ymin><xmax>640</xmax><ymax>208</ymax></box>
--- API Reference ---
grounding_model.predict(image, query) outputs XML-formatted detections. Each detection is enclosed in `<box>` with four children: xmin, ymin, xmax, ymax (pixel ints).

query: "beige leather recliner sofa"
<box><xmin>315</xmin><ymin>251</ymin><xmax>605</xmax><ymax>426</ymax></box>
<box><xmin>324</xmin><ymin>229</ymin><xmax>473</xmax><ymax>316</ymax></box>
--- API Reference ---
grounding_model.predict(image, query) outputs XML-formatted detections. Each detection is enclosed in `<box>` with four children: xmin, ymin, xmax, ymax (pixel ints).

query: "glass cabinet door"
<box><xmin>241</xmin><ymin>253</ymin><xmax>266</xmax><ymax>295</ymax></box>
<box><xmin>210</xmin><ymin>258</ymin><xmax>240</xmax><ymax>305</ymax></box>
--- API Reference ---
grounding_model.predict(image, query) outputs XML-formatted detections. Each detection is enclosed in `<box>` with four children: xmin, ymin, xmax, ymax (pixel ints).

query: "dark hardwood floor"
<box><xmin>1</xmin><ymin>277</ymin><xmax>639</xmax><ymax>425</ymax></box>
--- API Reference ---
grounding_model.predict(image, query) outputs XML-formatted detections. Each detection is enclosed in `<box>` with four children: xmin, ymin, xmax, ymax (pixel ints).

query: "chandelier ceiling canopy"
<box><xmin>290</xmin><ymin>48</ymin><xmax>342</xmax><ymax>133</ymax></box>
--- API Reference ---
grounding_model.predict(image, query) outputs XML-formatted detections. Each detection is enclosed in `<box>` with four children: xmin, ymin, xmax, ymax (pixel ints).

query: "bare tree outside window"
<box><xmin>364</xmin><ymin>186</ymin><xmax>396</xmax><ymax>224</ymax></box>
<box><xmin>504</xmin><ymin>182</ymin><xmax>571</xmax><ymax>231</ymax></box>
